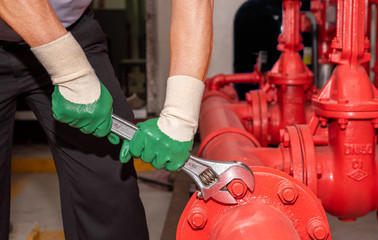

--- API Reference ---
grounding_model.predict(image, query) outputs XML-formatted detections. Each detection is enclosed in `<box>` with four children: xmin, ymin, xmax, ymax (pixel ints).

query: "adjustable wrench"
<box><xmin>111</xmin><ymin>114</ymin><xmax>255</xmax><ymax>205</ymax></box>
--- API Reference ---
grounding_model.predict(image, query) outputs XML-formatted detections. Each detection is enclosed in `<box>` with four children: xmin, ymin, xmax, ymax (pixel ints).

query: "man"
<box><xmin>0</xmin><ymin>0</ymin><xmax>213</xmax><ymax>239</ymax></box>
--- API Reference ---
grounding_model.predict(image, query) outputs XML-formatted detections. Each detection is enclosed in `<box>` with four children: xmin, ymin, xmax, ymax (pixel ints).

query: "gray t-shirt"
<box><xmin>0</xmin><ymin>0</ymin><xmax>92</xmax><ymax>42</ymax></box>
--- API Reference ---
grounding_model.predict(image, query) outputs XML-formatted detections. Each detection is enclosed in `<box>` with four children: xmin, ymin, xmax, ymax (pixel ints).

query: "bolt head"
<box><xmin>187</xmin><ymin>207</ymin><xmax>208</xmax><ymax>230</ymax></box>
<box><xmin>282</xmin><ymin>188</ymin><xmax>296</xmax><ymax>202</ymax></box>
<box><xmin>227</xmin><ymin>179</ymin><xmax>247</xmax><ymax>199</ymax></box>
<box><xmin>313</xmin><ymin>226</ymin><xmax>327</xmax><ymax>240</ymax></box>
<box><xmin>277</xmin><ymin>181</ymin><xmax>298</xmax><ymax>204</ymax></box>
<box><xmin>279</xmin><ymin>129</ymin><xmax>285</xmax><ymax>141</ymax></box>
<box><xmin>307</xmin><ymin>218</ymin><xmax>329</xmax><ymax>240</ymax></box>
<box><xmin>283</xmin><ymin>132</ymin><xmax>290</xmax><ymax>147</ymax></box>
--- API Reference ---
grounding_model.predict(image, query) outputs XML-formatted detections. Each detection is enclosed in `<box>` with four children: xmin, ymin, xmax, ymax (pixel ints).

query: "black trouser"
<box><xmin>0</xmin><ymin>14</ymin><xmax>149</xmax><ymax>240</ymax></box>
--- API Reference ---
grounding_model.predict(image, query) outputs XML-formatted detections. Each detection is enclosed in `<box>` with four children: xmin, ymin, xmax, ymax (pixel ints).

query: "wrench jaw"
<box><xmin>200</xmin><ymin>164</ymin><xmax>255</xmax><ymax>205</ymax></box>
<box><xmin>182</xmin><ymin>155</ymin><xmax>255</xmax><ymax>205</ymax></box>
<box><xmin>109</xmin><ymin>114</ymin><xmax>256</xmax><ymax>204</ymax></box>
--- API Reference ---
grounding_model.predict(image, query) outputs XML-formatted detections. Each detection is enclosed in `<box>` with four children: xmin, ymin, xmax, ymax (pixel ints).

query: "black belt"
<box><xmin>0</xmin><ymin>40</ymin><xmax>28</xmax><ymax>49</ymax></box>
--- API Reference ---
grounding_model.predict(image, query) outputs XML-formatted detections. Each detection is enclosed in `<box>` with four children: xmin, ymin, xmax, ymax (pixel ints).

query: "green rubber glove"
<box><xmin>52</xmin><ymin>82</ymin><xmax>113</xmax><ymax>137</ymax></box>
<box><xmin>31</xmin><ymin>32</ymin><xmax>114</xmax><ymax>138</ymax></box>
<box><xmin>119</xmin><ymin>118</ymin><xmax>193</xmax><ymax>171</ymax></box>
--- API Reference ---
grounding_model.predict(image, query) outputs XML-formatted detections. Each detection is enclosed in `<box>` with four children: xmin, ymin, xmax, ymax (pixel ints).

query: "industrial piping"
<box><xmin>206</xmin><ymin>0</ymin><xmax>314</xmax><ymax>147</ymax></box>
<box><xmin>177</xmin><ymin>0</ymin><xmax>378</xmax><ymax>238</ymax></box>
<box><xmin>177</xmin><ymin>1</ymin><xmax>332</xmax><ymax>239</ymax></box>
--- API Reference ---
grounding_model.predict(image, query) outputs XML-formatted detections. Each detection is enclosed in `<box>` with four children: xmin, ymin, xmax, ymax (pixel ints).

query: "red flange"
<box><xmin>177</xmin><ymin>167</ymin><xmax>331</xmax><ymax>240</ymax></box>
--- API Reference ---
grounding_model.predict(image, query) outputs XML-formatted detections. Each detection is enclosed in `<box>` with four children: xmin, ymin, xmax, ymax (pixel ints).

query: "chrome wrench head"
<box><xmin>181</xmin><ymin>156</ymin><xmax>255</xmax><ymax>205</ymax></box>
<box><xmin>110</xmin><ymin>114</ymin><xmax>255</xmax><ymax>205</ymax></box>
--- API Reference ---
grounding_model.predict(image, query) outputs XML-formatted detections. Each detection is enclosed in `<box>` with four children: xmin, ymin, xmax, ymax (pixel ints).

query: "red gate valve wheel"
<box><xmin>187</xmin><ymin>207</ymin><xmax>208</xmax><ymax>230</ymax></box>
<box><xmin>227</xmin><ymin>179</ymin><xmax>248</xmax><ymax>199</ymax></box>
<box><xmin>277</xmin><ymin>181</ymin><xmax>299</xmax><ymax>204</ymax></box>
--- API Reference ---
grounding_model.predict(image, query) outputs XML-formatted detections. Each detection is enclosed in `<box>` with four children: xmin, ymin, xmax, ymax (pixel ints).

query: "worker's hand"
<box><xmin>31</xmin><ymin>32</ymin><xmax>113</xmax><ymax>137</ymax></box>
<box><xmin>120</xmin><ymin>118</ymin><xmax>193</xmax><ymax>171</ymax></box>
<box><xmin>118</xmin><ymin>76</ymin><xmax>205</xmax><ymax>171</ymax></box>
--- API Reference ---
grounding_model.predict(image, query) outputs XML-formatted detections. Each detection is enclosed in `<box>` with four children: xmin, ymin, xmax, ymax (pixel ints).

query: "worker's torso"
<box><xmin>0</xmin><ymin>0</ymin><xmax>92</xmax><ymax>42</ymax></box>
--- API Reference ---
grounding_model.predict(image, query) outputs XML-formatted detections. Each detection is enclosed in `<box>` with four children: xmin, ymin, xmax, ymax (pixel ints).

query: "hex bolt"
<box><xmin>313</xmin><ymin>226</ymin><xmax>327</xmax><ymax>240</ymax></box>
<box><xmin>282</xmin><ymin>188</ymin><xmax>296</xmax><ymax>202</ymax></box>
<box><xmin>277</xmin><ymin>181</ymin><xmax>298</xmax><ymax>204</ymax></box>
<box><xmin>187</xmin><ymin>207</ymin><xmax>208</xmax><ymax>230</ymax></box>
<box><xmin>319</xmin><ymin>117</ymin><xmax>328</xmax><ymax>127</ymax></box>
<box><xmin>307</xmin><ymin>217</ymin><xmax>329</xmax><ymax>240</ymax></box>
<box><xmin>283</xmin><ymin>162</ymin><xmax>292</xmax><ymax>175</ymax></box>
<box><xmin>372</xmin><ymin>119</ymin><xmax>378</xmax><ymax>129</ymax></box>
<box><xmin>279</xmin><ymin>129</ymin><xmax>285</xmax><ymax>142</ymax></box>
<box><xmin>338</xmin><ymin>99</ymin><xmax>349</xmax><ymax>104</ymax></box>
<box><xmin>283</xmin><ymin>132</ymin><xmax>290</xmax><ymax>147</ymax></box>
<box><xmin>227</xmin><ymin>179</ymin><xmax>247</xmax><ymax>199</ymax></box>
<box><xmin>337</xmin><ymin>118</ymin><xmax>348</xmax><ymax>130</ymax></box>
<box><xmin>316</xmin><ymin>163</ymin><xmax>323</xmax><ymax>178</ymax></box>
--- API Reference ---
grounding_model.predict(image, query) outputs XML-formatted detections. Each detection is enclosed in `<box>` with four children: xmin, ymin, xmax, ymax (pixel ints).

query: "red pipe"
<box><xmin>198</xmin><ymin>0</ymin><xmax>378</xmax><ymax>222</ymax></box>
<box><xmin>177</xmin><ymin>166</ymin><xmax>331</xmax><ymax>240</ymax></box>
<box><xmin>372</xmin><ymin>1</ymin><xmax>378</xmax><ymax>87</ymax></box>
<box><xmin>207</xmin><ymin>72</ymin><xmax>263</xmax><ymax>91</ymax></box>
<box><xmin>208</xmin><ymin>204</ymin><xmax>301</xmax><ymax>240</ymax></box>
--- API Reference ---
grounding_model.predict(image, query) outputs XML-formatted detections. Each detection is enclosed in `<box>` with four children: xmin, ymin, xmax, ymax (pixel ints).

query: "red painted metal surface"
<box><xmin>177</xmin><ymin>167</ymin><xmax>330</xmax><ymax>240</ymax></box>
<box><xmin>371</xmin><ymin>0</ymin><xmax>378</xmax><ymax>87</ymax></box>
<box><xmin>302</xmin><ymin>0</ymin><xmax>337</xmax><ymax>66</ymax></box>
<box><xmin>255</xmin><ymin>0</ymin><xmax>314</xmax><ymax>145</ymax></box>
<box><xmin>205</xmin><ymin>0</ymin><xmax>315</xmax><ymax>146</ymax></box>
<box><xmin>308</xmin><ymin>0</ymin><xmax>378</xmax><ymax>218</ymax></box>
<box><xmin>178</xmin><ymin>0</ymin><xmax>378</xmax><ymax>239</ymax></box>
<box><xmin>207</xmin><ymin>72</ymin><xmax>263</xmax><ymax>91</ymax></box>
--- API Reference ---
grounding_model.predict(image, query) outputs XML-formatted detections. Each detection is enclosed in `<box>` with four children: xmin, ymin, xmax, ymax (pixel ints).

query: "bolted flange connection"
<box><xmin>227</xmin><ymin>179</ymin><xmax>248</xmax><ymax>199</ymax></box>
<box><xmin>307</xmin><ymin>217</ymin><xmax>329</xmax><ymax>240</ymax></box>
<box><xmin>277</xmin><ymin>181</ymin><xmax>299</xmax><ymax>204</ymax></box>
<box><xmin>187</xmin><ymin>207</ymin><xmax>208</xmax><ymax>230</ymax></box>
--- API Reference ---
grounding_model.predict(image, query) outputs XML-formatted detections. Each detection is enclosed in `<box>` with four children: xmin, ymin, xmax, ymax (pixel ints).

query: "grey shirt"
<box><xmin>0</xmin><ymin>0</ymin><xmax>92</xmax><ymax>42</ymax></box>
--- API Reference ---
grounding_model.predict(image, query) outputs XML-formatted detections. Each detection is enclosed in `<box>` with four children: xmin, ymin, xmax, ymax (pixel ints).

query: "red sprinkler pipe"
<box><xmin>371</xmin><ymin>0</ymin><xmax>378</xmax><ymax>87</ymax></box>
<box><xmin>284</xmin><ymin>0</ymin><xmax>378</xmax><ymax>220</ymax></box>
<box><xmin>207</xmin><ymin>72</ymin><xmax>263</xmax><ymax>91</ymax></box>
<box><xmin>177</xmin><ymin>166</ymin><xmax>331</xmax><ymax>240</ymax></box>
<box><xmin>310</xmin><ymin>0</ymin><xmax>378</xmax><ymax>218</ymax></box>
<box><xmin>177</xmin><ymin>1</ymin><xmax>332</xmax><ymax>238</ymax></box>
<box><xmin>203</xmin><ymin>0</ymin><xmax>315</xmax><ymax>147</ymax></box>
<box><xmin>248</xmin><ymin>0</ymin><xmax>314</xmax><ymax>146</ymax></box>
<box><xmin>178</xmin><ymin>1</ymin><xmax>377</xmax><ymax>239</ymax></box>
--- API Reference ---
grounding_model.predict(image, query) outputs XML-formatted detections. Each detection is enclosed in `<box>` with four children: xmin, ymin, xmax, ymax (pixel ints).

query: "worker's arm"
<box><xmin>115</xmin><ymin>0</ymin><xmax>214</xmax><ymax>170</ymax></box>
<box><xmin>0</xmin><ymin>0</ymin><xmax>114</xmax><ymax>137</ymax></box>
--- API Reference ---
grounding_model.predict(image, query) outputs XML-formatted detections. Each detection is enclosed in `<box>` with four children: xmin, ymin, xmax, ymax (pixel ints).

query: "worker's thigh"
<box><xmin>22</xmin><ymin>14</ymin><xmax>149</xmax><ymax>240</ymax></box>
<box><xmin>0</xmin><ymin>48</ymin><xmax>21</xmax><ymax>240</ymax></box>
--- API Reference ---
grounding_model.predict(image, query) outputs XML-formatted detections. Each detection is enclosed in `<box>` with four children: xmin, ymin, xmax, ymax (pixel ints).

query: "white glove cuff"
<box><xmin>157</xmin><ymin>75</ymin><xmax>205</xmax><ymax>142</ymax></box>
<box><xmin>31</xmin><ymin>32</ymin><xmax>100</xmax><ymax>104</ymax></box>
<box><xmin>31</xmin><ymin>32</ymin><xmax>92</xmax><ymax>84</ymax></box>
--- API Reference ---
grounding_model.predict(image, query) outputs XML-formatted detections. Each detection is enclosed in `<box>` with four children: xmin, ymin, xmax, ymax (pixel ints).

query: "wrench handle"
<box><xmin>111</xmin><ymin>114</ymin><xmax>138</xmax><ymax>140</ymax></box>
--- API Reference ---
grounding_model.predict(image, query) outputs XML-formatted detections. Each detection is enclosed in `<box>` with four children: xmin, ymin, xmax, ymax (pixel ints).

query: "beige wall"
<box><xmin>207</xmin><ymin>0</ymin><xmax>246</xmax><ymax>77</ymax></box>
<box><xmin>147</xmin><ymin>0</ymin><xmax>245</xmax><ymax>113</ymax></box>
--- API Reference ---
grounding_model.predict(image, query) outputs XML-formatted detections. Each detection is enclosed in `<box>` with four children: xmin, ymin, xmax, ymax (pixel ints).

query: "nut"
<box><xmin>283</xmin><ymin>132</ymin><xmax>290</xmax><ymax>147</ymax></box>
<box><xmin>307</xmin><ymin>217</ymin><xmax>329</xmax><ymax>240</ymax></box>
<box><xmin>227</xmin><ymin>179</ymin><xmax>248</xmax><ymax>199</ymax></box>
<box><xmin>277</xmin><ymin>181</ymin><xmax>298</xmax><ymax>204</ymax></box>
<box><xmin>187</xmin><ymin>207</ymin><xmax>208</xmax><ymax>230</ymax></box>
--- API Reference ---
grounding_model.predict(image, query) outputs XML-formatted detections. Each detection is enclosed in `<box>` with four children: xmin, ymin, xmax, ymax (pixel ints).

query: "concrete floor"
<box><xmin>10</xmin><ymin>173</ymin><xmax>172</xmax><ymax>240</ymax></box>
<box><xmin>8</xmin><ymin>144</ymin><xmax>378</xmax><ymax>240</ymax></box>
<box><xmin>10</xmin><ymin>144</ymin><xmax>172</xmax><ymax>240</ymax></box>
